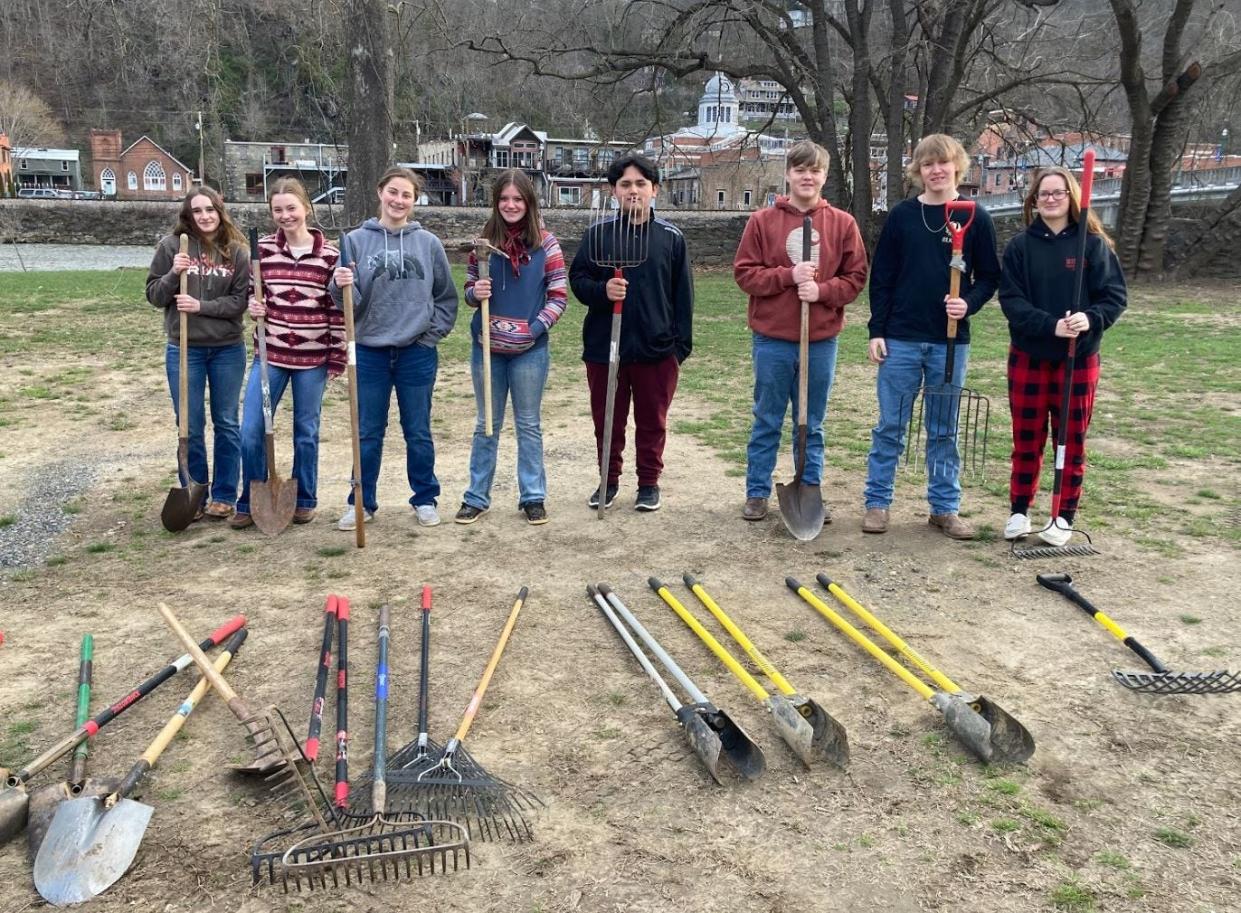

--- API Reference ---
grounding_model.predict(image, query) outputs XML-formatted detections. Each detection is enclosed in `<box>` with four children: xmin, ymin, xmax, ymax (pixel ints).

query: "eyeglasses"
<box><xmin>1036</xmin><ymin>189</ymin><xmax>1069</xmax><ymax>201</ymax></box>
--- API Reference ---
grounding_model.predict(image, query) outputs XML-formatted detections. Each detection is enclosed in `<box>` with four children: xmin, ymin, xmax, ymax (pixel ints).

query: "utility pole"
<box><xmin>196</xmin><ymin>111</ymin><xmax>205</xmax><ymax>185</ymax></box>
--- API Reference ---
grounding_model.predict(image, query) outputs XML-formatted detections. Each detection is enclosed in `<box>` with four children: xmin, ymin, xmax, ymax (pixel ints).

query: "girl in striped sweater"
<box><xmin>454</xmin><ymin>169</ymin><xmax>568</xmax><ymax>525</ymax></box>
<box><xmin>232</xmin><ymin>178</ymin><xmax>344</xmax><ymax>529</ymax></box>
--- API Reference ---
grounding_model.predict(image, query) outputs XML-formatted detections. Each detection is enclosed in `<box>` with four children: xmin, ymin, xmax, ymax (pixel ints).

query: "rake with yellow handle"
<box><xmin>651</xmin><ymin>578</ymin><xmax>848</xmax><ymax>768</ymax></box>
<box><xmin>787</xmin><ymin>575</ymin><xmax>1034</xmax><ymax>764</ymax></box>
<box><xmin>678</xmin><ymin>574</ymin><xmax>848</xmax><ymax>767</ymax></box>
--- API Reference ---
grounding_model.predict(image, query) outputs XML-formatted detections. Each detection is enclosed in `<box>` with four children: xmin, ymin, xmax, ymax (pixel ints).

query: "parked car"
<box><xmin>16</xmin><ymin>188</ymin><xmax>61</xmax><ymax>199</ymax></box>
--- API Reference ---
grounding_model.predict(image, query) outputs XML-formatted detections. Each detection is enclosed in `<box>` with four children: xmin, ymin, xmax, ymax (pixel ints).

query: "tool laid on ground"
<box><xmin>303</xmin><ymin>595</ymin><xmax>337</xmax><ymax>762</ymax></box>
<box><xmin>331</xmin><ymin>596</ymin><xmax>351</xmax><ymax>813</ymax></box>
<box><xmin>475</xmin><ymin>238</ymin><xmax>495</xmax><ymax>436</ymax></box>
<box><xmin>900</xmin><ymin>199</ymin><xmax>990</xmax><ymax>479</ymax></box>
<box><xmin>161</xmin><ymin>232</ymin><xmax>206</xmax><ymax>532</ymax></box>
<box><xmin>338</xmin><ymin>237</ymin><xmax>365</xmax><ymax>548</ymax></box>
<box><xmin>595</xmin><ymin>583</ymin><xmax>766</xmax><ymax>783</ymax></box>
<box><xmin>777</xmin><ymin>214</ymin><xmax>826</xmax><ymax>541</ymax></box>
<box><xmin>401</xmin><ymin>586</ymin><xmax>541</xmax><ymax>842</ymax></box>
<box><xmin>1037</xmin><ymin>573</ymin><xmax>1240</xmax><ymax>694</ymax></box>
<box><xmin>388</xmin><ymin>586</ymin><xmax>445</xmax><ymax>772</ymax></box>
<box><xmin>33</xmin><ymin>628</ymin><xmax>248</xmax><ymax>906</ymax></box>
<box><xmin>677</xmin><ymin>575</ymin><xmax>849</xmax><ymax>767</ymax></box>
<box><xmin>275</xmin><ymin>604</ymin><xmax>470</xmax><ymax>891</ymax></box>
<box><xmin>27</xmin><ymin>635</ymin><xmax>118</xmax><ymax>858</ymax></box>
<box><xmin>1013</xmin><ymin>149</ymin><xmax>1100</xmax><ymax>559</ymax></box>
<box><xmin>587</xmin><ymin>194</ymin><xmax>651</xmax><ymax>518</ymax></box>
<box><xmin>157</xmin><ymin>604</ymin><xmax>328</xmax><ymax>829</ymax></box>
<box><xmin>248</xmin><ymin>227</ymin><xmax>298</xmax><ymax>536</ymax></box>
<box><xmin>0</xmin><ymin>614</ymin><xmax>246</xmax><ymax>845</ymax></box>
<box><xmin>788</xmin><ymin>575</ymin><xmax>1034</xmax><ymax>763</ymax></box>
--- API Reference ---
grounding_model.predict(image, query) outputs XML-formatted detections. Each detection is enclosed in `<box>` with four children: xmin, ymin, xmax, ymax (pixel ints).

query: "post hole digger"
<box><xmin>899</xmin><ymin>200</ymin><xmax>990</xmax><ymax>479</ymax></box>
<box><xmin>0</xmin><ymin>614</ymin><xmax>246</xmax><ymax>846</ymax></box>
<box><xmin>672</xmin><ymin>575</ymin><xmax>849</xmax><ymax>767</ymax></box>
<box><xmin>1038</xmin><ymin>573</ymin><xmax>1241</xmax><ymax>694</ymax></box>
<box><xmin>160</xmin><ymin>232</ymin><xmax>206</xmax><ymax>532</ymax></box>
<box><xmin>34</xmin><ymin>627</ymin><xmax>248</xmax><ymax>907</ymax></box>
<box><xmin>248</xmin><ymin>227</ymin><xmax>298</xmax><ymax>536</ymax></box>
<box><xmin>592</xmin><ymin>583</ymin><xmax>767</xmax><ymax>784</ymax></box>
<box><xmin>777</xmin><ymin>215</ymin><xmax>826</xmax><ymax>541</ymax></box>
<box><xmin>787</xmin><ymin>575</ymin><xmax>1034</xmax><ymax>764</ymax></box>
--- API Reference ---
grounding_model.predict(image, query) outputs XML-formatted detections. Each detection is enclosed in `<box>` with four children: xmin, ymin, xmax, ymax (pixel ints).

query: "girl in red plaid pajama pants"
<box><xmin>998</xmin><ymin>166</ymin><xmax>1127</xmax><ymax>546</ymax></box>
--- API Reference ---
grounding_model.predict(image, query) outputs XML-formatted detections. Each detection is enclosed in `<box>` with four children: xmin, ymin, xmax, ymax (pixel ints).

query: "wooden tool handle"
<box><xmin>452</xmin><ymin>586</ymin><xmax>528</xmax><ymax>743</ymax></box>
<box><xmin>178</xmin><ymin>234</ymin><xmax>190</xmax><ymax>438</ymax></box>
<box><xmin>157</xmin><ymin>603</ymin><xmax>244</xmax><ymax>711</ymax></box>
<box><xmin>475</xmin><ymin>239</ymin><xmax>493</xmax><ymax>436</ymax></box>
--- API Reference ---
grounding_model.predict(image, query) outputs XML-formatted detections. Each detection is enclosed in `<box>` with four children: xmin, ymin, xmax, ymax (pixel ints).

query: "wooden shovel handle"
<box><xmin>178</xmin><ymin>234</ymin><xmax>190</xmax><ymax>439</ymax></box>
<box><xmin>452</xmin><ymin>586</ymin><xmax>528</xmax><ymax>744</ymax></box>
<box><xmin>157</xmin><ymin>603</ymin><xmax>248</xmax><ymax>719</ymax></box>
<box><xmin>339</xmin><ymin>237</ymin><xmax>365</xmax><ymax>549</ymax></box>
<box><xmin>475</xmin><ymin>239</ymin><xmax>493</xmax><ymax>436</ymax></box>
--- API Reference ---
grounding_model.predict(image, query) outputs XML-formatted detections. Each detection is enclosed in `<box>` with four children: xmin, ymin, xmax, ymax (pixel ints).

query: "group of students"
<box><xmin>144</xmin><ymin>135</ymin><xmax>1125</xmax><ymax>545</ymax></box>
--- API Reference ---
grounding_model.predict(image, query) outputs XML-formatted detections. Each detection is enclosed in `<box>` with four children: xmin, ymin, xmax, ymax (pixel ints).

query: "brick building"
<box><xmin>89</xmin><ymin>130</ymin><xmax>195</xmax><ymax>200</ymax></box>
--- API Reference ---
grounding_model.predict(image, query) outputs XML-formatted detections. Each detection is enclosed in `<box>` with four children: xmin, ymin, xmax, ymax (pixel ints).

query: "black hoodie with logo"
<box><xmin>998</xmin><ymin>216</ymin><xmax>1127</xmax><ymax>361</ymax></box>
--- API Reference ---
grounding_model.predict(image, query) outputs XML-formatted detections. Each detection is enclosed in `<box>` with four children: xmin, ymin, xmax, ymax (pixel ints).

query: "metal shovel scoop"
<box><xmin>677</xmin><ymin>575</ymin><xmax>849</xmax><ymax>767</ymax></box>
<box><xmin>27</xmin><ymin>635</ymin><xmax>120</xmax><ymax>858</ymax></box>
<box><xmin>596</xmin><ymin>584</ymin><xmax>766</xmax><ymax>782</ymax></box>
<box><xmin>34</xmin><ymin>627</ymin><xmax>248</xmax><ymax>906</ymax></box>
<box><xmin>776</xmin><ymin>216</ymin><xmax>824</xmax><ymax>541</ymax></box>
<box><xmin>161</xmin><ymin>233</ymin><xmax>207</xmax><ymax>532</ymax></box>
<box><xmin>247</xmin><ymin>229</ymin><xmax>298</xmax><ymax>536</ymax></box>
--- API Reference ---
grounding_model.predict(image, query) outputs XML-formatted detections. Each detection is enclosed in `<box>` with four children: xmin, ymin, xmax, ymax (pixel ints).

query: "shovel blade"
<box><xmin>0</xmin><ymin>781</ymin><xmax>30</xmax><ymax>846</ymax></box>
<box><xmin>250</xmin><ymin>476</ymin><xmax>297</xmax><ymax>537</ymax></box>
<box><xmin>776</xmin><ymin>481</ymin><xmax>824</xmax><ymax>542</ymax></box>
<box><xmin>160</xmin><ymin>481</ymin><xmax>205</xmax><ymax>532</ymax></box>
<box><xmin>770</xmin><ymin>694</ymin><xmax>850</xmax><ymax>768</ymax></box>
<box><xmin>675</xmin><ymin>706</ymin><xmax>725</xmax><ymax>784</ymax></box>
<box><xmin>34</xmin><ymin>796</ymin><xmax>154</xmax><ymax>906</ymax></box>
<box><xmin>685</xmin><ymin>703</ymin><xmax>766</xmax><ymax>781</ymax></box>
<box><xmin>27</xmin><ymin>776</ymin><xmax>121</xmax><ymax>859</ymax></box>
<box><xmin>931</xmin><ymin>692</ymin><xmax>1035</xmax><ymax>764</ymax></box>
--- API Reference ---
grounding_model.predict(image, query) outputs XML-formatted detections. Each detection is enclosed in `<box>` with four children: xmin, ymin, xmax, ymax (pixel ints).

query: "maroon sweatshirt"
<box><xmin>733</xmin><ymin>197</ymin><xmax>868</xmax><ymax>342</ymax></box>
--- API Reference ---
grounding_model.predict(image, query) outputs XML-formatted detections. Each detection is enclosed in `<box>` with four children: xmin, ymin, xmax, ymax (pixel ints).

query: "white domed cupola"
<box><xmin>698</xmin><ymin>73</ymin><xmax>738</xmax><ymax>130</ymax></box>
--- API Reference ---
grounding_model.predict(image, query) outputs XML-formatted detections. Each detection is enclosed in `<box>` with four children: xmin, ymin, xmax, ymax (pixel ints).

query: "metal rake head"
<box><xmin>243</xmin><ymin>706</ymin><xmax>334</xmax><ymax>830</ymax></box>
<box><xmin>1010</xmin><ymin>535</ymin><xmax>1100</xmax><ymax>560</ymax></box>
<box><xmin>899</xmin><ymin>383</ymin><xmax>990</xmax><ymax>479</ymax></box>
<box><xmin>1113</xmin><ymin>669</ymin><xmax>1241</xmax><ymax>695</ymax></box>
<box><xmin>587</xmin><ymin>195</ymin><xmax>651</xmax><ymax>270</ymax></box>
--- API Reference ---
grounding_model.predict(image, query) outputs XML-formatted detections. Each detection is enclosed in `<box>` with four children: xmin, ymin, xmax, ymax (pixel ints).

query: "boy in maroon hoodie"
<box><xmin>733</xmin><ymin>141</ymin><xmax>869</xmax><ymax>521</ymax></box>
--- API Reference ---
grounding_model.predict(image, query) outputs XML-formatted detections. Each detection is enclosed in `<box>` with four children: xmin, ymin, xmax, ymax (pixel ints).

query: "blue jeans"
<box><xmin>165</xmin><ymin>342</ymin><xmax>245</xmax><ymax>505</ymax></box>
<box><xmin>236</xmin><ymin>361</ymin><xmax>329</xmax><ymax>514</ymax></box>
<box><xmin>464</xmin><ymin>343</ymin><xmax>550</xmax><ymax>509</ymax></box>
<box><xmin>353</xmin><ymin>343</ymin><xmax>439</xmax><ymax>513</ymax></box>
<box><xmin>745</xmin><ymin>333</ymin><xmax>838</xmax><ymax>499</ymax></box>
<box><xmin>863</xmin><ymin>339</ymin><xmax>969</xmax><ymax>514</ymax></box>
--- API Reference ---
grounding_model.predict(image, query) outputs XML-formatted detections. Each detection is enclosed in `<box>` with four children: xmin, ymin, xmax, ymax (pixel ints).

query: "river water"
<box><xmin>0</xmin><ymin>243</ymin><xmax>153</xmax><ymax>272</ymax></box>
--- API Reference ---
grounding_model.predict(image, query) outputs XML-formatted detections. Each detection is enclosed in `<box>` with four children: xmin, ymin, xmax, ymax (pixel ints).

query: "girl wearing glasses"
<box><xmin>998</xmin><ymin>165</ymin><xmax>1127</xmax><ymax>547</ymax></box>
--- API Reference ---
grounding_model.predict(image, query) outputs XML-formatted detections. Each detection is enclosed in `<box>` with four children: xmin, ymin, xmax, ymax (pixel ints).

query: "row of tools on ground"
<box><xmin>1</xmin><ymin>573</ymin><xmax>1236</xmax><ymax>904</ymax></box>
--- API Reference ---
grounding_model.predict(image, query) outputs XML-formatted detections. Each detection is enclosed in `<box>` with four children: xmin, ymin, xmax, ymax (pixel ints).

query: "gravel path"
<box><xmin>0</xmin><ymin>459</ymin><xmax>98</xmax><ymax>570</ymax></box>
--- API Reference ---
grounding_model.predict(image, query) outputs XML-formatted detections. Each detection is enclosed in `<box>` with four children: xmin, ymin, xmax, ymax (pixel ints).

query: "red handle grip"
<box><xmin>336</xmin><ymin>596</ymin><xmax>351</xmax><ymax>621</ymax></box>
<box><xmin>208</xmin><ymin>614</ymin><xmax>248</xmax><ymax>646</ymax></box>
<box><xmin>421</xmin><ymin>585</ymin><xmax>432</xmax><ymax>612</ymax></box>
<box><xmin>1079</xmin><ymin>149</ymin><xmax>1096</xmax><ymax>209</ymax></box>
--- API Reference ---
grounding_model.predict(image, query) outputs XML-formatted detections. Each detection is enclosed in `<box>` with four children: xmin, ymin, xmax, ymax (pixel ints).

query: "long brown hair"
<box><xmin>268</xmin><ymin>177</ymin><xmax>316</xmax><ymax>226</ymax></box>
<box><xmin>1023</xmin><ymin>166</ymin><xmax>1114</xmax><ymax>250</ymax></box>
<box><xmin>173</xmin><ymin>185</ymin><xmax>245</xmax><ymax>257</ymax></box>
<box><xmin>481</xmin><ymin>170</ymin><xmax>543</xmax><ymax>250</ymax></box>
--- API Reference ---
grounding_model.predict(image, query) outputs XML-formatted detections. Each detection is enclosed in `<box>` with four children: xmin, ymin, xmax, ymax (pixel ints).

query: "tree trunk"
<box><xmin>344</xmin><ymin>0</ymin><xmax>394</xmax><ymax>227</ymax></box>
<box><xmin>844</xmin><ymin>0</ymin><xmax>875</xmax><ymax>237</ymax></box>
<box><xmin>809</xmin><ymin>2</ymin><xmax>847</xmax><ymax>208</ymax></box>
<box><xmin>885</xmin><ymin>0</ymin><xmax>912</xmax><ymax>210</ymax></box>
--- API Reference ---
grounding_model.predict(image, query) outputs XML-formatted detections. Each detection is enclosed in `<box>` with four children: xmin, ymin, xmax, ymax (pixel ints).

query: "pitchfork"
<box><xmin>900</xmin><ymin>199</ymin><xmax>990</xmax><ymax>479</ymax></box>
<box><xmin>587</xmin><ymin>194</ymin><xmax>651</xmax><ymax>517</ymax></box>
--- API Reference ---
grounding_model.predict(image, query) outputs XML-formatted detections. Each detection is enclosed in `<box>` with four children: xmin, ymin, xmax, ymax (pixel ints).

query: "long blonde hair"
<box><xmin>268</xmin><ymin>177</ymin><xmax>316</xmax><ymax>226</ymax></box>
<box><xmin>1023</xmin><ymin>166</ymin><xmax>1114</xmax><ymax>250</ymax></box>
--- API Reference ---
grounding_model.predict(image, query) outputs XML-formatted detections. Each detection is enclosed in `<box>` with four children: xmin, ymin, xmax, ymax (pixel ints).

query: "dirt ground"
<box><xmin>1</xmin><ymin>338</ymin><xmax>1239</xmax><ymax>913</ymax></box>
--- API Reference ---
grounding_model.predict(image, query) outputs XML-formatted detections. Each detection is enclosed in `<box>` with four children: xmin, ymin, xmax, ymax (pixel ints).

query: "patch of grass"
<box><xmin>973</xmin><ymin>524</ymin><xmax>997</xmax><ymax>543</ymax></box>
<box><xmin>9</xmin><ymin>569</ymin><xmax>36</xmax><ymax>582</ymax></box>
<box><xmin>62</xmin><ymin>501</ymin><xmax>83</xmax><ymax>515</ymax></box>
<box><xmin>1153</xmin><ymin>827</ymin><xmax>1193</xmax><ymax>848</ymax></box>
<box><xmin>986</xmin><ymin>778</ymin><xmax>1021</xmax><ymax>795</ymax></box>
<box><xmin>1022</xmin><ymin>806</ymin><xmax>1066</xmax><ymax>832</ymax></box>
<box><xmin>591</xmin><ymin>727</ymin><xmax>621</xmax><ymax>740</ymax></box>
<box><xmin>84</xmin><ymin>541</ymin><xmax>114</xmax><ymax>554</ymax></box>
<box><xmin>1195</xmin><ymin>488</ymin><xmax>1221</xmax><ymax>500</ymax></box>
<box><xmin>784</xmin><ymin>630</ymin><xmax>807</xmax><ymax>642</ymax></box>
<box><xmin>1050</xmin><ymin>879</ymin><xmax>1095</xmax><ymax>912</ymax></box>
<box><xmin>157</xmin><ymin>788</ymin><xmax>185</xmax><ymax>801</ymax></box>
<box><xmin>956</xmin><ymin>810</ymin><xmax>980</xmax><ymax>826</ymax></box>
<box><xmin>1095</xmin><ymin>850</ymin><xmax>1129</xmax><ymax>869</ymax></box>
<box><xmin>606</xmin><ymin>691</ymin><xmax>626</xmax><ymax>707</ymax></box>
<box><xmin>990</xmin><ymin>818</ymin><xmax>1020</xmax><ymax>833</ymax></box>
<box><xmin>1178</xmin><ymin>614</ymin><xmax>1202</xmax><ymax>625</ymax></box>
<box><xmin>0</xmin><ymin>515</ymin><xmax>15</xmax><ymax>528</ymax></box>
<box><xmin>44</xmin><ymin>555</ymin><xmax>68</xmax><ymax>567</ymax></box>
<box><xmin>316</xmin><ymin>546</ymin><xmax>346</xmax><ymax>558</ymax></box>
<box><xmin>236</xmin><ymin>544</ymin><xmax>255</xmax><ymax>554</ymax></box>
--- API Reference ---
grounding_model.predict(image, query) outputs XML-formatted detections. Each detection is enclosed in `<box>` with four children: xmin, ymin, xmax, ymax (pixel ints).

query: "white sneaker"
<box><xmin>413</xmin><ymin>504</ymin><xmax>441</xmax><ymax>527</ymax></box>
<box><xmin>1038</xmin><ymin>517</ymin><xmax>1073</xmax><ymax>548</ymax></box>
<box><xmin>337</xmin><ymin>505</ymin><xmax>374</xmax><ymax>531</ymax></box>
<box><xmin>1004</xmin><ymin>512</ymin><xmax>1032</xmax><ymax>540</ymax></box>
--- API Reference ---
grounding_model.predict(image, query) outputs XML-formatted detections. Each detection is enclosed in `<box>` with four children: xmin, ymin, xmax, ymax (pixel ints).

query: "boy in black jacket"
<box><xmin>569</xmin><ymin>154</ymin><xmax>694</xmax><ymax>512</ymax></box>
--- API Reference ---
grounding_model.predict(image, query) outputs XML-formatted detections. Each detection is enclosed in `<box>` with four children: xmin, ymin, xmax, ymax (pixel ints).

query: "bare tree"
<box><xmin>0</xmin><ymin>80</ymin><xmax>67</xmax><ymax>146</ymax></box>
<box><xmin>343</xmin><ymin>0</ymin><xmax>395</xmax><ymax>226</ymax></box>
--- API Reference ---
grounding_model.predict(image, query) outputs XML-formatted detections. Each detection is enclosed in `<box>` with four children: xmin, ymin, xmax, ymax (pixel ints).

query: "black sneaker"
<box><xmin>454</xmin><ymin>503</ymin><xmax>487</xmax><ymax>524</ymax></box>
<box><xmin>587</xmin><ymin>484</ymin><xmax>618</xmax><ymax>509</ymax></box>
<box><xmin>635</xmin><ymin>485</ymin><xmax>662</xmax><ymax>512</ymax></box>
<box><xmin>521</xmin><ymin>501</ymin><xmax>549</xmax><ymax>525</ymax></box>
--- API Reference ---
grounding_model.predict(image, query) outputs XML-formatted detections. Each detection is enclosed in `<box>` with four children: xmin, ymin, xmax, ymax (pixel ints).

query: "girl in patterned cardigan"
<box><xmin>454</xmin><ymin>169</ymin><xmax>568</xmax><ymax>526</ymax></box>
<box><xmin>232</xmin><ymin>178</ymin><xmax>344</xmax><ymax>529</ymax></box>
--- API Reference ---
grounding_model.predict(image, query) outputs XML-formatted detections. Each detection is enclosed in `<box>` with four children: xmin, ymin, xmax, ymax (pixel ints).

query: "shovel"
<box><xmin>0</xmin><ymin>614</ymin><xmax>246</xmax><ymax>846</ymax></box>
<box><xmin>677</xmin><ymin>574</ymin><xmax>849</xmax><ymax>767</ymax></box>
<box><xmin>787</xmin><ymin>575</ymin><xmax>1034</xmax><ymax>764</ymax></box>
<box><xmin>338</xmin><ymin>237</ymin><xmax>365</xmax><ymax>548</ymax></box>
<box><xmin>33</xmin><ymin>627</ymin><xmax>248</xmax><ymax>906</ymax></box>
<box><xmin>248</xmin><ymin>228</ymin><xmax>298</xmax><ymax>536</ymax></box>
<box><xmin>161</xmin><ymin>233</ymin><xmax>207</xmax><ymax>532</ymax></box>
<box><xmin>474</xmin><ymin>238</ymin><xmax>495</xmax><ymax>437</ymax></box>
<box><xmin>27</xmin><ymin>635</ymin><xmax>119</xmax><ymax>858</ymax></box>
<box><xmin>776</xmin><ymin>215</ymin><xmax>824</xmax><ymax>541</ymax></box>
<box><xmin>596</xmin><ymin>583</ymin><xmax>766</xmax><ymax>782</ymax></box>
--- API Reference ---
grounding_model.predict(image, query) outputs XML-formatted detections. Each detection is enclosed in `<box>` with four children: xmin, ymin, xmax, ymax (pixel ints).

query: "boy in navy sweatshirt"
<box><xmin>569</xmin><ymin>154</ymin><xmax>693</xmax><ymax>513</ymax></box>
<box><xmin>863</xmin><ymin>133</ymin><xmax>1000</xmax><ymax>540</ymax></box>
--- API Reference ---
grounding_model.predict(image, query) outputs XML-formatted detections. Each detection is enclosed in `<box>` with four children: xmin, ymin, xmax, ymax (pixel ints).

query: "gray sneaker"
<box><xmin>337</xmin><ymin>505</ymin><xmax>374</xmax><ymax>531</ymax></box>
<box><xmin>413</xmin><ymin>504</ymin><xmax>441</xmax><ymax>527</ymax></box>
